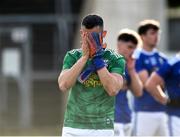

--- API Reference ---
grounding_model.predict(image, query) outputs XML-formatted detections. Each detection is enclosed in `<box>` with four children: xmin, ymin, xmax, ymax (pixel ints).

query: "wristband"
<box><xmin>92</xmin><ymin>57</ymin><xmax>106</xmax><ymax>70</ymax></box>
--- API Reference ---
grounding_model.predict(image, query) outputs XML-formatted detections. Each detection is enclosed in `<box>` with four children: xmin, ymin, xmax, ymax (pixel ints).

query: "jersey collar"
<box><xmin>141</xmin><ymin>48</ymin><xmax>157</xmax><ymax>55</ymax></box>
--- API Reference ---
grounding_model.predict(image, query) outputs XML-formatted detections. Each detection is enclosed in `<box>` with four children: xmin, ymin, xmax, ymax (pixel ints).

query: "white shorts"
<box><xmin>114</xmin><ymin>122</ymin><xmax>132</xmax><ymax>136</ymax></box>
<box><xmin>169</xmin><ymin>115</ymin><xmax>180</xmax><ymax>136</ymax></box>
<box><xmin>62</xmin><ymin>127</ymin><xmax>114</xmax><ymax>137</ymax></box>
<box><xmin>133</xmin><ymin>112</ymin><xmax>169</xmax><ymax>136</ymax></box>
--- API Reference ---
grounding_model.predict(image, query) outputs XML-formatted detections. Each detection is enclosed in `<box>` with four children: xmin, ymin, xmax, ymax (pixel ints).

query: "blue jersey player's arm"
<box><xmin>134</xmin><ymin>50</ymin><xmax>149</xmax><ymax>86</ymax></box>
<box><xmin>126</xmin><ymin>57</ymin><xmax>143</xmax><ymax>97</ymax></box>
<box><xmin>145</xmin><ymin>61</ymin><xmax>170</xmax><ymax>104</ymax></box>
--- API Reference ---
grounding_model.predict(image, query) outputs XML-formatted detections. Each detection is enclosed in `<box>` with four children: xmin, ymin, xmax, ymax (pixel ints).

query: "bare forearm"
<box><xmin>58</xmin><ymin>56</ymin><xmax>88</xmax><ymax>92</ymax></box>
<box><xmin>145</xmin><ymin>82</ymin><xmax>167</xmax><ymax>104</ymax></box>
<box><xmin>129</xmin><ymin>69</ymin><xmax>143</xmax><ymax>97</ymax></box>
<box><xmin>97</xmin><ymin>67</ymin><xmax>123</xmax><ymax>96</ymax></box>
<box><xmin>138</xmin><ymin>70</ymin><xmax>149</xmax><ymax>86</ymax></box>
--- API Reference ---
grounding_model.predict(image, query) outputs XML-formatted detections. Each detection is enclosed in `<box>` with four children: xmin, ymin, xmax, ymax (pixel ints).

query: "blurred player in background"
<box><xmin>114</xmin><ymin>29</ymin><xmax>143</xmax><ymax>136</ymax></box>
<box><xmin>146</xmin><ymin>52</ymin><xmax>180</xmax><ymax>136</ymax></box>
<box><xmin>133</xmin><ymin>20</ymin><xmax>169</xmax><ymax>136</ymax></box>
<box><xmin>58</xmin><ymin>14</ymin><xmax>125</xmax><ymax>136</ymax></box>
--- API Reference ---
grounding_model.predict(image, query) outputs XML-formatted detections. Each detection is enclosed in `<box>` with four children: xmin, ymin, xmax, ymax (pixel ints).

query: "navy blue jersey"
<box><xmin>156</xmin><ymin>54</ymin><xmax>180</xmax><ymax>117</ymax></box>
<box><xmin>134</xmin><ymin>48</ymin><xmax>167</xmax><ymax>112</ymax></box>
<box><xmin>115</xmin><ymin>69</ymin><xmax>132</xmax><ymax>123</ymax></box>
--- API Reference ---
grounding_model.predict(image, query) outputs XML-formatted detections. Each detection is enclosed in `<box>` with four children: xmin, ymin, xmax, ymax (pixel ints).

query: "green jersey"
<box><xmin>62</xmin><ymin>48</ymin><xmax>125</xmax><ymax>129</ymax></box>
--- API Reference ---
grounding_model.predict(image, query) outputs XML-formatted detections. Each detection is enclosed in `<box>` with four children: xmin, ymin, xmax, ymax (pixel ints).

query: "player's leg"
<box><xmin>134</xmin><ymin>112</ymin><xmax>158</xmax><ymax>136</ymax></box>
<box><xmin>156</xmin><ymin>112</ymin><xmax>169</xmax><ymax>136</ymax></box>
<box><xmin>114</xmin><ymin>122</ymin><xmax>125</xmax><ymax>136</ymax></box>
<box><xmin>124</xmin><ymin>123</ymin><xmax>132</xmax><ymax>136</ymax></box>
<box><xmin>169</xmin><ymin>115</ymin><xmax>180</xmax><ymax>136</ymax></box>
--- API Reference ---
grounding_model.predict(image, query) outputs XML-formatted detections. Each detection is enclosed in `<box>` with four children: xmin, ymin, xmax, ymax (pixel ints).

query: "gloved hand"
<box><xmin>88</xmin><ymin>32</ymin><xmax>106</xmax><ymax>58</ymax></box>
<box><xmin>78</xmin><ymin>57</ymin><xmax>107</xmax><ymax>84</ymax></box>
<box><xmin>92</xmin><ymin>55</ymin><xmax>107</xmax><ymax>71</ymax></box>
<box><xmin>78</xmin><ymin>32</ymin><xmax>107</xmax><ymax>83</ymax></box>
<box><xmin>78</xmin><ymin>63</ymin><xmax>95</xmax><ymax>83</ymax></box>
<box><xmin>88</xmin><ymin>32</ymin><xmax>107</xmax><ymax>70</ymax></box>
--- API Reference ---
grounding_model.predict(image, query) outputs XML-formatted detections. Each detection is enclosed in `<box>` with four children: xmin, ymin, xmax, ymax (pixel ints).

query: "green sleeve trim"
<box><xmin>62</xmin><ymin>64</ymin><xmax>72</xmax><ymax>70</ymax></box>
<box><xmin>109</xmin><ymin>56</ymin><xmax>125</xmax><ymax>75</ymax></box>
<box><xmin>62</xmin><ymin>50</ymin><xmax>81</xmax><ymax>70</ymax></box>
<box><xmin>110</xmin><ymin>68</ymin><xmax>124</xmax><ymax>75</ymax></box>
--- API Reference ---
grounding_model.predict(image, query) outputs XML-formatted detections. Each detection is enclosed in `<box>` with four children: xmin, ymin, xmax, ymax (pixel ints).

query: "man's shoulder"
<box><xmin>133</xmin><ymin>48</ymin><xmax>142</xmax><ymax>59</ymax></box>
<box><xmin>66</xmin><ymin>49</ymin><xmax>82</xmax><ymax>59</ymax></box>
<box><xmin>104</xmin><ymin>48</ymin><xmax>124</xmax><ymax>60</ymax></box>
<box><xmin>156</xmin><ymin>51</ymin><xmax>167</xmax><ymax>60</ymax></box>
<box><xmin>67</xmin><ymin>49</ymin><xmax>82</xmax><ymax>55</ymax></box>
<box><xmin>168</xmin><ymin>55</ymin><xmax>180</xmax><ymax>66</ymax></box>
<box><xmin>133</xmin><ymin>48</ymin><xmax>167</xmax><ymax>60</ymax></box>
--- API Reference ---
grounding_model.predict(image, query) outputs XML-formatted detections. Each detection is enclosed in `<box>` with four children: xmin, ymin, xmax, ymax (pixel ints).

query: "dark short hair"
<box><xmin>138</xmin><ymin>20</ymin><xmax>160</xmax><ymax>35</ymax></box>
<box><xmin>117</xmin><ymin>29</ymin><xmax>139</xmax><ymax>45</ymax></box>
<box><xmin>81</xmin><ymin>14</ymin><xmax>103</xmax><ymax>29</ymax></box>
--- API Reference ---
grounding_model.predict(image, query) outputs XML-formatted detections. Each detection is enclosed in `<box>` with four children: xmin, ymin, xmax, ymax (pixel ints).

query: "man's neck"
<box><xmin>142</xmin><ymin>43</ymin><xmax>154</xmax><ymax>52</ymax></box>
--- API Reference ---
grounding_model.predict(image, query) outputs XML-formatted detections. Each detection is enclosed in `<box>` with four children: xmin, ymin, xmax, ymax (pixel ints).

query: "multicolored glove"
<box><xmin>89</xmin><ymin>32</ymin><xmax>107</xmax><ymax>70</ymax></box>
<box><xmin>78</xmin><ymin>58</ymin><xmax>107</xmax><ymax>84</ymax></box>
<box><xmin>92</xmin><ymin>55</ymin><xmax>107</xmax><ymax>70</ymax></box>
<box><xmin>78</xmin><ymin>63</ymin><xmax>95</xmax><ymax>83</ymax></box>
<box><xmin>88</xmin><ymin>32</ymin><xmax>107</xmax><ymax>58</ymax></box>
<box><xmin>78</xmin><ymin>32</ymin><xmax>107</xmax><ymax>83</ymax></box>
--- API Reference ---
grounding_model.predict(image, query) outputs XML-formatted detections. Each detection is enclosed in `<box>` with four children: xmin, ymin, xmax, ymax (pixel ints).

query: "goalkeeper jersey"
<box><xmin>62</xmin><ymin>48</ymin><xmax>125</xmax><ymax>129</ymax></box>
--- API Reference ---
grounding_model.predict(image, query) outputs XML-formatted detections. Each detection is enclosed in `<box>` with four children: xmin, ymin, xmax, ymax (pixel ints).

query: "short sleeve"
<box><xmin>135</xmin><ymin>57</ymin><xmax>146</xmax><ymax>73</ymax></box>
<box><xmin>62</xmin><ymin>51</ymin><xmax>77</xmax><ymax>70</ymax></box>
<box><xmin>133</xmin><ymin>49</ymin><xmax>146</xmax><ymax>73</ymax></box>
<box><xmin>156</xmin><ymin>61</ymin><xmax>171</xmax><ymax>80</ymax></box>
<box><xmin>110</xmin><ymin>57</ymin><xmax>126</xmax><ymax>75</ymax></box>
